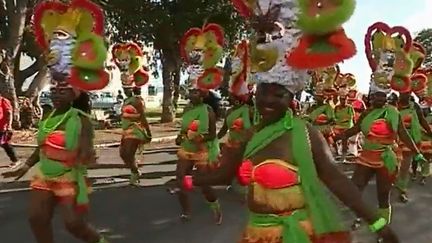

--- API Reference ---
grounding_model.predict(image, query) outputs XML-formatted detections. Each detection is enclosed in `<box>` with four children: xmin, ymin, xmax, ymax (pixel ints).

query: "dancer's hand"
<box><xmin>377</xmin><ymin>226</ymin><xmax>400</xmax><ymax>243</ymax></box>
<box><xmin>1</xmin><ymin>163</ymin><xmax>30</xmax><ymax>180</ymax></box>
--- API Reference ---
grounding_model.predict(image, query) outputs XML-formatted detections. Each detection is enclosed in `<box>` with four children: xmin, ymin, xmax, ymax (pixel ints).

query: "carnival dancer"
<box><xmin>415</xmin><ymin>105</ymin><xmax>432</xmax><ymax>184</ymax></box>
<box><xmin>173</xmin><ymin>22</ymin><xmax>224</xmax><ymax>223</ymax></box>
<box><xmin>2</xmin><ymin>1</ymin><xmax>110</xmax><ymax>242</ymax></box>
<box><xmin>335</xmin><ymin>22</ymin><xmax>426</xmax><ymax>234</ymax></box>
<box><xmin>347</xmin><ymin>85</ymin><xmax>365</xmax><ymax>157</ymax></box>
<box><xmin>218</xmin><ymin>40</ymin><xmax>254</xmax><ymax>147</ymax></box>
<box><xmin>394</xmin><ymin>42</ymin><xmax>431</xmax><ymax>202</ymax></box>
<box><xmin>333</xmin><ymin>88</ymin><xmax>354</xmax><ymax>162</ymax></box>
<box><xmin>112</xmin><ymin>42</ymin><xmax>152</xmax><ymax>186</ymax></box>
<box><xmin>306</xmin><ymin>85</ymin><xmax>335</xmax><ymax>146</ymax></box>
<box><xmin>179</xmin><ymin>0</ymin><xmax>399</xmax><ymax>242</ymax></box>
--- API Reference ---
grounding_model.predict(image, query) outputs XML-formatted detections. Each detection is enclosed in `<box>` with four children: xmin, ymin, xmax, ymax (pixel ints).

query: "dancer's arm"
<box><xmin>199</xmin><ymin>108</ymin><xmax>216</xmax><ymax>142</ymax></box>
<box><xmin>77</xmin><ymin>116</ymin><xmax>96</xmax><ymax>164</ymax></box>
<box><xmin>398</xmin><ymin>115</ymin><xmax>421</xmax><ymax>154</ymax></box>
<box><xmin>1</xmin><ymin>148</ymin><xmax>39</xmax><ymax>180</ymax></box>
<box><xmin>137</xmin><ymin>98</ymin><xmax>151</xmax><ymax>137</ymax></box>
<box><xmin>192</xmin><ymin>143</ymin><xmax>246</xmax><ymax>186</ymax></box>
<box><xmin>217</xmin><ymin>108</ymin><xmax>230</xmax><ymax>139</ymax></box>
<box><xmin>308</xmin><ymin>124</ymin><xmax>398</xmax><ymax>240</ymax></box>
<box><xmin>415</xmin><ymin>103</ymin><xmax>432</xmax><ymax>135</ymax></box>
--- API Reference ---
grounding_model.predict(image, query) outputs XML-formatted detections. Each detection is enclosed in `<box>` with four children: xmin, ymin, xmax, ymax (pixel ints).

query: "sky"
<box><xmin>340</xmin><ymin>0</ymin><xmax>432</xmax><ymax>93</ymax></box>
<box><xmin>24</xmin><ymin>0</ymin><xmax>431</xmax><ymax>95</ymax></box>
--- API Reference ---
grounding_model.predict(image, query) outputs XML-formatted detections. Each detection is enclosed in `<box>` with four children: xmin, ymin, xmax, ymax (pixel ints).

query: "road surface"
<box><xmin>0</xmin><ymin>149</ymin><xmax>431</xmax><ymax>243</ymax></box>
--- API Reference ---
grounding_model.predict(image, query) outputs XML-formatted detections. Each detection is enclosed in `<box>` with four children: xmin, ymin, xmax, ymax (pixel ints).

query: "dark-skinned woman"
<box><xmin>395</xmin><ymin>91</ymin><xmax>432</xmax><ymax>202</ymax></box>
<box><xmin>1</xmin><ymin>2</ymin><xmax>111</xmax><ymax>241</ymax></box>
<box><xmin>173</xmin><ymin>22</ymin><xmax>225</xmax><ymax>223</ymax></box>
<box><xmin>111</xmin><ymin>41</ymin><xmax>152</xmax><ymax>186</ymax></box>
<box><xmin>180</xmin><ymin>3</ymin><xmax>398</xmax><ymax>241</ymax></box>
<box><xmin>306</xmin><ymin>84</ymin><xmax>335</xmax><ymax>147</ymax></box>
<box><xmin>334</xmin><ymin>82</ymin><xmax>426</xmax><ymax>233</ymax></box>
<box><xmin>217</xmin><ymin>40</ymin><xmax>254</xmax><ymax>197</ymax></box>
<box><xmin>184</xmin><ymin>80</ymin><xmax>401</xmax><ymax>242</ymax></box>
<box><xmin>333</xmin><ymin>88</ymin><xmax>355</xmax><ymax>163</ymax></box>
<box><xmin>175</xmin><ymin>86</ymin><xmax>221</xmax><ymax>223</ymax></box>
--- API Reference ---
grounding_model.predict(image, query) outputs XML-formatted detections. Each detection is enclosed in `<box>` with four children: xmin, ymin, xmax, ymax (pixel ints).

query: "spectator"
<box><xmin>116</xmin><ymin>90</ymin><xmax>124</xmax><ymax>102</ymax></box>
<box><xmin>0</xmin><ymin>94</ymin><xmax>19</xmax><ymax>167</ymax></box>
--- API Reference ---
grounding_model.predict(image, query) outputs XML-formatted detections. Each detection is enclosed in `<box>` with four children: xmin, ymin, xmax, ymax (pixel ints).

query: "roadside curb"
<box><xmin>11</xmin><ymin>135</ymin><xmax>178</xmax><ymax>148</ymax></box>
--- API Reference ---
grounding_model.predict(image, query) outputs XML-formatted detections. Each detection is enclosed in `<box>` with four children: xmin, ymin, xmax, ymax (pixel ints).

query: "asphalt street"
<box><xmin>0</xmin><ymin>150</ymin><xmax>431</xmax><ymax>243</ymax></box>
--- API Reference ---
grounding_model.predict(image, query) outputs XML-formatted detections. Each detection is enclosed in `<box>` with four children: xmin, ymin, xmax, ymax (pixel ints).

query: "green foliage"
<box><xmin>414</xmin><ymin>28</ymin><xmax>432</xmax><ymax>68</ymax></box>
<box><xmin>96</xmin><ymin>0</ymin><xmax>246</xmax><ymax>57</ymax></box>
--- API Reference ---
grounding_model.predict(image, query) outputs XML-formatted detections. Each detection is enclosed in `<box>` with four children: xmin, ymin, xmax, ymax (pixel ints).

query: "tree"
<box><xmin>414</xmin><ymin>28</ymin><xmax>432</xmax><ymax>68</ymax></box>
<box><xmin>0</xmin><ymin>0</ymin><xmax>48</xmax><ymax>127</ymax></box>
<box><xmin>97</xmin><ymin>0</ymin><xmax>245</xmax><ymax>122</ymax></box>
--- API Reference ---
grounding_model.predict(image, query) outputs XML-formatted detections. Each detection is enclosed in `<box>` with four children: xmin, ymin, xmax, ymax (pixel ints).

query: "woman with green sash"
<box><xmin>112</xmin><ymin>41</ymin><xmax>152</xmax><ymax>186</ymax></box>
<box><xmin>1</xmin><ymin>1</ymin><xmax>109</xmax><ymax>242</ymax></box>
<box><xmin>335</xmin><ymin>83</ymin><xmax>426</xmax><ymax>234</ymax></box>
<box><xmin>173</xmin><ymin>22</ymin><xmax>224</xmax><ymax>224</ymax></box>
<box><xmin>415</xmin><ymin>107</ymin><xmax>432</xmax><ymax>184</ymax></box>
<box><xmin>218</xmin><ymin>39</ymin><xmax>255</xmax><ymax>150</ymax></box>
<box><xmin>183</xmin><ymin>81</ymin><xmax>400</xmax><ymax>242</ymax></box>
<box><xmin>395</xmin><ymin>92</ymin><xmax>432</xmax><ymax>202</ymax></box>
<box><xmin>306</xmin><ymin>86</ymin><xmax>335</xmax><ymax>146</ymax></box>
<box><xmin>3</xmin><ymin>88</ymin><xmax>107</xmax><ymax>243</ymax></box>
<box><xmin>333</xmin><ymin>89</ymin><xmax>355</xmax><ymax>162</ymax></box>
<box><xmin>119</xmin><ymin>86</ymin><xmax>152</xmax><ymax>186</ymax></box>
<box><xmin>179</xmin><ymin>0</ymin><xmax>399</xmax><ymax>238</ymax></box>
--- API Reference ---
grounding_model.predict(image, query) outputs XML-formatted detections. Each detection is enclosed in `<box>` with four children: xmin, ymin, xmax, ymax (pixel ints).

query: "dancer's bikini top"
<box><xmin>237</xmin><ymin>159</ymin><xmax>299</xmax><ymax>189</ymax></box>
<box><xmin>40</xmin><ymin>131</ymin><xmax>77</xmax><ymax>167</ymax></box>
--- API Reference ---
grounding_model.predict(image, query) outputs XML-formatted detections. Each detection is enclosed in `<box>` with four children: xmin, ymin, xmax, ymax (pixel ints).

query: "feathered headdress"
<box><xmin>229</xmin><ymin>40</ymin><xmax>254</xmax><ymax>101</ymax></box>
<box><xmin>33</xmin><ymin>0</ymin><xmax>109</xmax><ymax>91</ymax></box>
<box><xmin>365</xmin><ymin>22</ymin><xmax>414</xmax><ymax>94</ymax></box>
<box><xmin>231</xmin><ymin>0</ymin><xmax>356</xmax><ymax>94</ymax></box>
<box><xmin>111</xmin><ymin>42</ymin><xmax>150</xmax><ymax>88</ymax></box>
<box><xmin>180</xmin><ymin>23</ymin><xmax>224</xmax><ymax>91</ymax></box>
<box><xmin>286</xmin><ymin>0</ymin><xmax>357</xmax><ymax>69</ymax></box>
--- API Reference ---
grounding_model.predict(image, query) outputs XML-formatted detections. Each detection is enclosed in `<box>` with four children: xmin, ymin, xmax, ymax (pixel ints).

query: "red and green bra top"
<box><xmin>398</xmin><ymin>102</ymin><xmax>421</xmax><ymax>144</ymax></box>
<box><xmin>309</xmin><ymin>104</ymin><xmax>334</xmax><ymax>125</ymax></box>
<box><xmin>180</xmin><ymin>103</ymin><xmax>219</xmax><ymax>163</ymax></box>
<box><xmin>334</xmin><ymin>105</ymin><xmax>354</xmax><ymax>129</ymax></box>
<box><xmin>37</xmin><ymin>108</ymin><xmax>92</xmax><ymax>209</ymax></box>
<box><xmin>237</xmin><ymin>110</ymin><xmax>346</xmax><ymax>240</ymax></box>
<box><xmin>226</xmin><ymin>104</ymin><xmax>252</xmax><ymax>142</ymax></box>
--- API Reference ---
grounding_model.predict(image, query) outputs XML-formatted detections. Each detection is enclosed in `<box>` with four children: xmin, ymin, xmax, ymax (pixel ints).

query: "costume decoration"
<box><xmin>33</xmin><ymin>0</ymin><xmax>109</xmax><ymax>91</ymax></box>
<box><xmin>230</xmin><ymin>40</ymin><xmax>254</xmax><ymax>102</ymax></box>
<box><xmin>112</xmin><ymin>42</ymin><xmax>150</xmax><ymax>88</ymax></box>
<box><xmin>364</xmin><ymin>22</ymin><xmax>414</xmax><ymax>93</ymax></box>
<box><xmin>180</xmin><ymin>23</ymin><xmax>224</xmax><ymax>90</ymax></box>
<box><xmin>310</xmin><ymin>65</ymin><xmax>340</xmax><ymax>97</ymax></box>
<box><xmin>287</xmin><ymin>0</ymin><xmax>357</xmax><ymax>69</ymax></box>
<box><xmin>418</xmin><ymin>68</ymin><xmax>432</xmax><ymax>106</ymax></box>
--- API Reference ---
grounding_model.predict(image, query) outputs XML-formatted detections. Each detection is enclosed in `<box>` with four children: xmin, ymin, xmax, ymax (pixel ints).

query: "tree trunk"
<box><xmin>1</xmin><ymin>0</ymin><xmax>30</xmax><ymax>128</ymax></box>
<box><xmin>161</xmin><ymin>62</ymin><xmax>174</xmax><ymax>123</ymax></box>
<box><xmin>172</xmin><ymin>67</ymin><xmax>180</xmax><ymax>112</ymax></box>
<box><xmin>160</xmin><ymin>48</ymin><xmax>181</xmax><ymax>123</ymax></box>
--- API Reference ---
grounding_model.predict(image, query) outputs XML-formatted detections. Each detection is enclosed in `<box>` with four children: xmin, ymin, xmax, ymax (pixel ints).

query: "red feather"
<box><xmin>69</xmin><ymin>68</ymin><xmax>110</xmax><ymax>91</ymax></box>
<box><xmin>203</xmin><ymin>23</ymin><xmax>225</xmax><ymax>46</ymax></box>
<box><xmin>126</xmin><ymin>42</ymin><xmax>144</xmax><ymax>56</ymax></box>
<box><xmin>197</xmin><ymin>68</ymin><xmax>223</xmax><ymax>90</ymax></box>
<box><xmin>71</xmin><ymin>0</ymin><xmax>104</xmax><ymax>35</ymax></box>
<box><xmin>390</xmin><ymin>76</ymin><xmax>411</xmax><ymax>93</ymax></box>
<box><xmin>287</xmin><ymin>30</ymin><xmax>356</xmax><ymax>69</ymax></box>
<box><xmin>111</xmin><ymin>43</ymin><xmax>124</xmax><ymax>64</ymax></box>
<box><xmin>33</xmin><ymin>1</ymin><xmax>68</xmax><ymax>50</ymax></box>
<box><xmin>230</xmin><ymin>0</ymin><xmax>253</xmax><ymax>18</ymax></box>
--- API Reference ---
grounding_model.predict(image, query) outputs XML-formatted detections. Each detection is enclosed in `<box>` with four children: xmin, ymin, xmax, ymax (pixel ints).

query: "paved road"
<box><xmin>0</xmin><ymin>149</ymin><xmax>431</xmax><ymax>243</ymax></box>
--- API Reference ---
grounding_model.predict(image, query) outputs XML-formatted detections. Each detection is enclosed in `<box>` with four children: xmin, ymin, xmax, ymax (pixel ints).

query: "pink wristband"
<box><xmin>183</xmin><ymin>175</ymin><xmax>194</xmax><ymax>191</ymax></box>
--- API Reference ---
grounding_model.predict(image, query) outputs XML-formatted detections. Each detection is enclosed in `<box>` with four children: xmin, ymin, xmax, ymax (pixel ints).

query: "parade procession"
<box><xmin>0</xmin><ymin>0</ymin><xmax>431</xmax><ymax>242</ymax></box>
